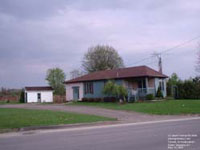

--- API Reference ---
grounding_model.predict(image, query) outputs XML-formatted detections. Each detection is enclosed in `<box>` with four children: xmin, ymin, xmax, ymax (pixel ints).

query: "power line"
<box><xmin>162</xmin><ymin>35</ymin><xmax>200</xmax><ymax>54</ymax></box>
<box><xmin>130</xmin><ymin>56</ymin><xmax>153</xmax><ymax>65</ymax></box>
<box><xmin>130</xmin><ymin>35</ymin><xmax>200</xmax><ymax>66</ymax></box>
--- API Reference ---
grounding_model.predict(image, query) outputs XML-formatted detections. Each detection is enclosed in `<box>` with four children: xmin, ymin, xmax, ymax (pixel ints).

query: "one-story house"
<box><xmin>24</xmin><ymin>86</ymin><xmax>53</xmax><ymax>103</ymax></box>
<box><xmin>64</xmin><ymin>66</ymin><xmax>168</xmax><ymax>101</ymax></box>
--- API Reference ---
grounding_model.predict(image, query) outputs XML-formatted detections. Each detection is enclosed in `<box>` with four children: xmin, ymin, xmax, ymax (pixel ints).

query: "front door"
<box><xmin>37</xmin><ymin>93</ymin><xmax>41</xmax><ymax>103</ymax></box>
<box><xmin>138</xmin><ymin>79</ymin><xmax>147</xmax><ymax>98</ymax></box>
<box><xmin>73</xmin><ymin>87</ymin><xmax>79</xmax><ymax>100</ymax></box>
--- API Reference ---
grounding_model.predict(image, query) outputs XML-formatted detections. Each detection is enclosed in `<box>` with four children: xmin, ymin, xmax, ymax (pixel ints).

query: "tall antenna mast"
<box><xmin>158</xmin><ymin>56</ymin><xmax>162</xmax><ymax>73</ymax></box>
<box><xmin>152</xmin><ymin>52</ymin><xmax>162</xmax><ymax>74</ymax></box>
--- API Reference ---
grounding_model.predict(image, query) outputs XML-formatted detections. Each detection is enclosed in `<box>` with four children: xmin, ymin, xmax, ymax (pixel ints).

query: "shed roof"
<box><xmin>65</xmin><ymin>65</ymin><xmax>168</xmax><ymax>84</ymax></box>
<box><xmin>25</xmin><ymin>86</ymin><xmax>53</xmax><ymax>91</ymax></box>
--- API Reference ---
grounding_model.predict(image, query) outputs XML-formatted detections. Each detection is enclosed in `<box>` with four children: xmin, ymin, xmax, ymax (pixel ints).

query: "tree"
<box><xmin>19</xmin><ymin>89</ymin><xmax>25</xmax><ymax>103</ymax></box>
<box><xmin>176</xmin><ymin>79</ymin><xmax>198</xmax><ymax>99</ymax></box>
<box><xmin>82</xmin><ymin>45</ymin><xmax>124</xmax><ymax>73</ymax></box>
<box><xmin>102</xmin><ymin>81</ymin><xmax>116</xmax><ymax>97</ymax></box>
<box><xmin>46</xmin><ymin>68</ymin><xmax>66</xmax><ymax>95</ymax></box>
<box><xmin>193</xmin><ymin>76</ymin><xmax>200</xmax><ymax>98</ymax></box>
<box><xmin>156</xmin><ymin>86</ymin><xmax>163</xmax><ymax>98</ymax></box>
<box><xmin>167</xmin><ymin>73</ymin><xmax>179</xmax><ymax>96</ymax></box>
<box><xmin>195</xmin><ymin>46</ymin><xmax>200</xmax><ymax>73</ymax></box>
<box><xmin>70</xmin><ymin>69</ymin><xmax>84</xmax><ymax>79</ymax></box>
<box><xmin>168</xmin><ymin>73</ymin><xmax>179</xmax><ymax>85</ymax></box>
<box><xmin>117</xmin><ymin>85</ymin><xmax>128</xmax><ymax>101</ymax></box>
<box><xmin>102</xmin><ymin>81</ymin><xmax>128</xmax><ymax>102</ymax></box>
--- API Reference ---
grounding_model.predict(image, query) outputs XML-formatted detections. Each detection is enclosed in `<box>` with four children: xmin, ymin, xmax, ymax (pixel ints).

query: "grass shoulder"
<box><xmin>69</xmin><ymin>100</ymin><xmax>200</xmax><ymax>115</ymax></box>
<box><xmin>0</xmin><ymin>108</ymin><xmax>116</xmax><ymax>133</ymax></box>
<box><xmin>0</xmin><ymin>101</ymin><xmax>20</xmax><ymax>105</ymax></box>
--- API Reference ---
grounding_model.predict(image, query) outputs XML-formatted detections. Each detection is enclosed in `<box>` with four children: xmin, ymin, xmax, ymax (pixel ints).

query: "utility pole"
<box><xmin>158</xmin><ymin>55</ymin><xmax>162</xmax><ymax>73</ymax></box>
<box><xmin>152</xmin><ymin>52</ymin><xmax>162</xmax><ymax>74</ymax></box>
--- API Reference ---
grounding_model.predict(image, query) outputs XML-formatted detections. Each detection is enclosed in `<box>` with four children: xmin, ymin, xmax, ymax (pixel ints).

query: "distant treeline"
<box><xmin>0</xmin><ymin>87</ymin><xmax>22</xmax><ymax>96</ymax></box>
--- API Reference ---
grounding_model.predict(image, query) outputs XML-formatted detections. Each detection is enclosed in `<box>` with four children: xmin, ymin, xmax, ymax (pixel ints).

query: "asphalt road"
<box><xmin>0</xmin><ymin>118</ymin><xmax>200</xmax><ymax>150</ymax></box>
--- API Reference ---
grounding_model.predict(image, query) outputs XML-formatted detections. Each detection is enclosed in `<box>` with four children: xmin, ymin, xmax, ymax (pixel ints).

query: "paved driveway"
<box><xmin>0</xmin><ymin>103</ymin><xmax>196</xmax><ymax>122</ymax></box>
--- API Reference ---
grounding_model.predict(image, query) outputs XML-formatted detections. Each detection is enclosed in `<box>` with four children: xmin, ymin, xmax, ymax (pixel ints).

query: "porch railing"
<box><xmin>127</xmin><ymin>88</ymin><xmax>156</xmax><ymax>101</ymax></box>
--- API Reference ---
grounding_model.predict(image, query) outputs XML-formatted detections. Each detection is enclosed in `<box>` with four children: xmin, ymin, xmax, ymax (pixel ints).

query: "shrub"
<box><xmin>146</xmin><ymin>94</ymin><xmax>154</xmax><ymax>100</ymax></box>
<box><xmin>167</xmin><ymin>75</ymin><xmax>200</xmax><ymax>99</ymax></box>
<box><xmin>165</xmin><ymin>96</ymin><xmax>174</xmax><ymax>100</ymax></box>
<box><xmin>167</xmin><ymin>73</ymin><xmax>179</xmax><ymax>96</ymax></box>
<box><xmin>103</xmin><ymin>97</ymin><xmax>117</xmax><ymax>102</ymax></box>
<box><xmin>81</xmin><ymin>98</ymin><xmax>88</xmax><ymax>102</ymax></box>
<box><xmin>87</xmin><ymin>98</ymin><xmax>93</xmax><ymax>102</ymax></box>
<box><xmin>102</xmin><ymin>81</ymin><xmax>116</xmax><ymax>96</ymax></box>
<box><xmin>81</xmin><ymin>97</ymin><xmax>102</xmax><ymax>102</ymax></box>
<box><xmin>137</xmin><ymin>99</ymin><xmax>144</xmax><ymax>103</ymax></box>
<box><xmin>117</xmin><ymin>85</ymin><xmax>128</xmax><ymax>101</ymax></box>
<box><xmin>94</xmin><ymin>98</ymin><xmax>102</xmax><ymax>102</ymax></box>
<box><xmin>102</xmin><ymin>80</ymin><xmax>128</xmax><ymax>102</ymax></box>
<box><xmin>156</xmin><ymin>86</ymin><xmax>163</xmax><ymax>98</ymax></box>
<box><xmin>176</xmin><ymin>77</ymin><xmax>200</xmax><ymax>99</ymax></box>
<box><xmin>82</xmin><ymin>97</ymin><xmax>116</xmax><ymax>103</ymax></box>
<box><xmin>19</xmin><ymin>90</ymin><xmax>25</xmax><ymax>103</ymax></box>
<box><xmin>128</xmin><ymin>97</ymin><xmax>136</xmax><ymax>103</ymax></box>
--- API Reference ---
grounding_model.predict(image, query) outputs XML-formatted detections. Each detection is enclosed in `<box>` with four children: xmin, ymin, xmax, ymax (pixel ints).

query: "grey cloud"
<box><xmin>0</xmin><ymin>0</ymin><xmax>69</xmax><ymax>19</ymax></box>
<box><xmin>0</xmin><ymin>0</ymin><xmax>200</xmax><ymax>88</ymax></box>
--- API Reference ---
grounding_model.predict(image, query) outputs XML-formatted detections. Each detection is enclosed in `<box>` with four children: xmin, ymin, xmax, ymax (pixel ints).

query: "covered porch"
<box><xmin>123</xmin><ymin>77</ymin><xmax>161</xmax><ymax>101</ymax></box>
<box><xmin>127</xmin><ymin>87</ymin><xmax>156</xmax><ymax>101</ymax></box>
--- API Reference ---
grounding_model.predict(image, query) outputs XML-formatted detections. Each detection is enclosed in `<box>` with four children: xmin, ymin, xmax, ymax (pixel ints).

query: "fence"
<box><xmin>53</xmin><ymin>95</ymin><xmax>66</xmax><ymax>103</ymax></box>
<box><xmin>0</xmin><ymin>96</ymin><xmax>20</xmax><ymax>102</ymax></box>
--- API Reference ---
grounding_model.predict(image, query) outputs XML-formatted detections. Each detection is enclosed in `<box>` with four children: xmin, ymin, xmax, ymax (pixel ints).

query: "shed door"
<box><xmin>73</xmin><ymin>87</ymin><xmax>79</xmax><ymax>100</ymax></box>
<box><xmin>37</xmin><ymin>93</ymin><xmax>41</xmax><ymax>102</ymax></box>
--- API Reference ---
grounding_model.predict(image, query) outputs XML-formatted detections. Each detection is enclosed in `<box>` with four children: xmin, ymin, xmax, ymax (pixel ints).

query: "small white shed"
<box><xmin>24</xmin><ymin>86</ymin><xmax>53</xmax><ymax>103</ymax></box>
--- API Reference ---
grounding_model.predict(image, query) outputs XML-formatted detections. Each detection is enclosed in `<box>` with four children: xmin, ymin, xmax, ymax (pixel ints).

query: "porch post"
<box><xmin>145</xmin><ymin>77</ymin><xmax>148</xmax><ymax>93</ymax></box>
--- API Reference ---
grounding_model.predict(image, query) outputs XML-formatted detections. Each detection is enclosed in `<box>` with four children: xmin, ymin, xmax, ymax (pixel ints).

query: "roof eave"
<box><xmin>64</xmin><ymin>75</ymin><xmax>168</xmax><ymax>84</ymax></box>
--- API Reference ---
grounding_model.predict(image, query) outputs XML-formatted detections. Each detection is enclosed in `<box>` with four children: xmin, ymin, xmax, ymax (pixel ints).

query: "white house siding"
<box><xmin>154</xmin><ymin>78</ymin><xmax>167</xmax><ymax>97</ymax></box>
<box><xmin>25</xmin><ymin>91</ymin><xmax>53</xmax><ymax>103</ymax></box>
<box><xmin>66</xmin><ymin>83</ymin><xmax>84</xmax><ymax>101</ymax></box>
<box><xmin>41</xmin><ymin>91</ymin><xmax>53</xmax><ymax>102</ymax></box>
<box><xmin>163</xmin><ymin>78</ymin><xmax>167</xmax><ymax>97</ymax></box>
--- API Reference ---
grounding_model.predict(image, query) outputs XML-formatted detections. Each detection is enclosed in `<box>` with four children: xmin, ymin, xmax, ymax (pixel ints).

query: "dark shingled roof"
<box><xmin>65</xmin><ymin>66</ymin><xmax>168</xmax><ymax>84</ymax></box>
<box><xmin>25</xmin><ymin>86</ymin><xmax>53</xmax><ymax>91</ymax></box>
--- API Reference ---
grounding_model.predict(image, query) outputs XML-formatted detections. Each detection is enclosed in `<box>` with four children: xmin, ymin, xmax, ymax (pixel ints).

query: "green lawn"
<box><xmin>69</xmin><ymin>100</ymin><xmax>200</xmax><ymax>115</ymax></box>
<box><xmin>0</xmin><ymin>108</ymin><xmax>115</xmax><ymax>132</ymax></box>
<box><xmin>0</xmin><ymin>101</ymin><xmax>19</xmax><ymax>105</ymax></box>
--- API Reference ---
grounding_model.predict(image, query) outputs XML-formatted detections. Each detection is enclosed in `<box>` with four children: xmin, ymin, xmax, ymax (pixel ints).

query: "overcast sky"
<box><xmin>0</xmin><ymin>0</ymin><xmax>200</xmax><ymax>88</ymax></box>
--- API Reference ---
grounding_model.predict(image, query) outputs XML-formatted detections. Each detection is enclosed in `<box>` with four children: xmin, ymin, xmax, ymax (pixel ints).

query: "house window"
<box><xmin>138</xmin><ymin>79</ymin><xmax>146</xmax><ymax>89</ymax></box>
<box><xmin>84</xmin><ymin>82</ymin><xmax>93</xmax><ymax>94</ymax></box>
